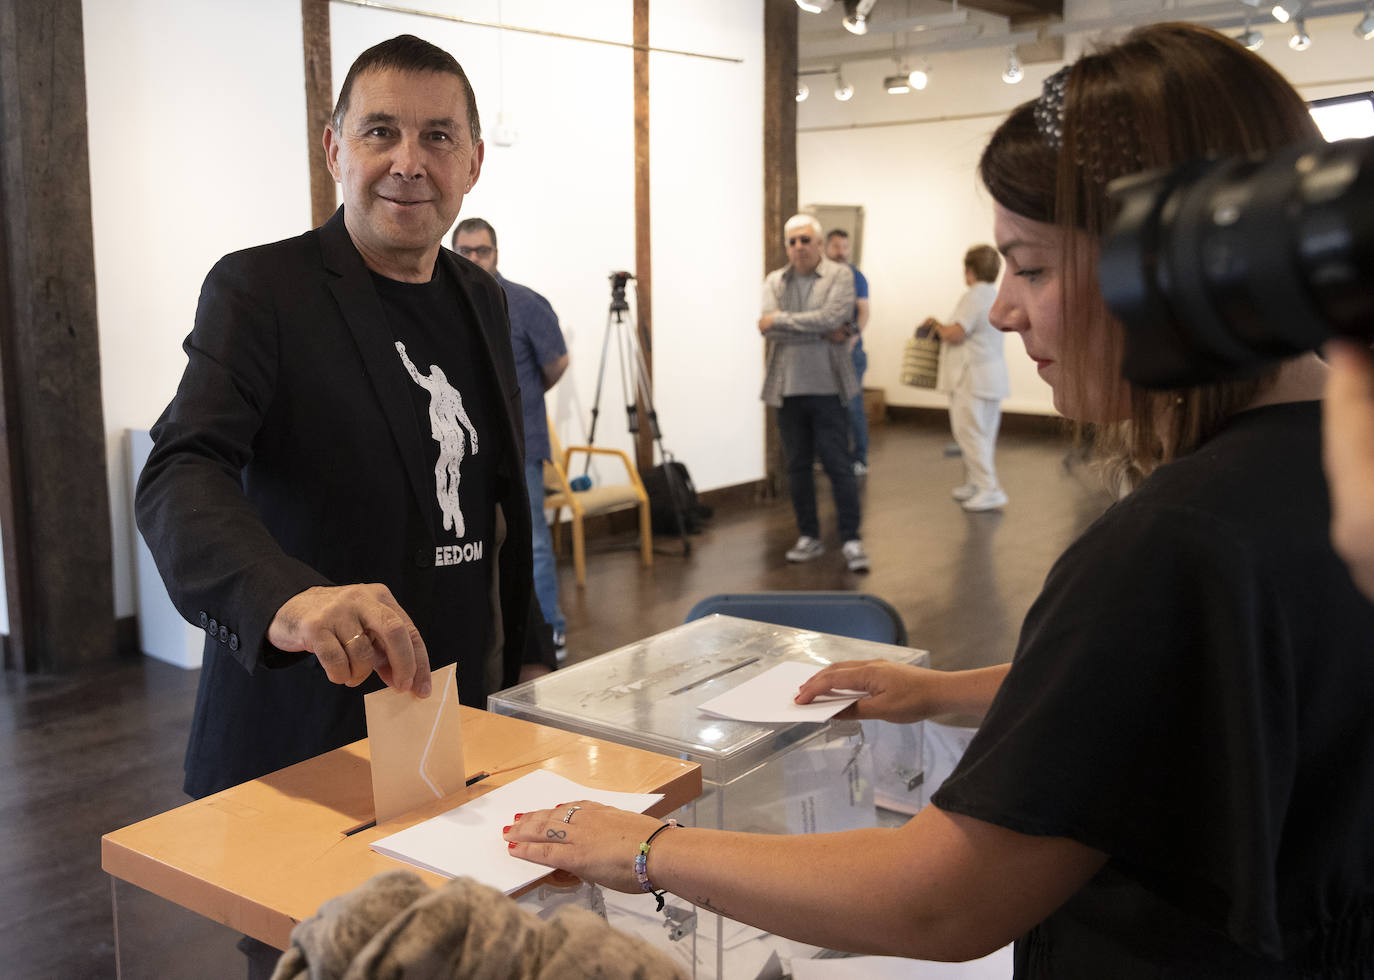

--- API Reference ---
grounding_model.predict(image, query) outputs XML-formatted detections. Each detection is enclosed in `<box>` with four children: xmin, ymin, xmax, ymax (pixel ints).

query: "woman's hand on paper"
<box><xmin>503</xmin><ymin>801</ymin><xmax>662</xmax><ymax>894</ymax></box>
<box><xmin>794</xmin><ymin>660</ymin><xmax>944</xmax><ymax>724</ymax></box>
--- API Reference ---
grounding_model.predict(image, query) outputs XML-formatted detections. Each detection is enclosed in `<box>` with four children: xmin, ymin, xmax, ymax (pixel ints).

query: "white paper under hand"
<box><xmin>697</xmin><ymin>661</ymin><xmax>862</xmax><ymax>723</ymax></box>
<box><xmin>370</xmin><ymin>770</ymin><xmax>663</xmax><ymax>894</ymax></box>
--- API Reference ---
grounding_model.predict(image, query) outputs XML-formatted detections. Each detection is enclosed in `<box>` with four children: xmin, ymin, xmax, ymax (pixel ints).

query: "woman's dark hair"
<box><xmin>979</xmin><ymin>23</ymin><xmax>1320</xmax><ymax>480</ymax></box>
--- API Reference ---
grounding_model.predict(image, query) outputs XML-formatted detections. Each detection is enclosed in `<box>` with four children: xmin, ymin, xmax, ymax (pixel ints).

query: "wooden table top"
<box><xmin>101</xmin><ymin>706</ymin><xmax>702</xmax><ymax>949</ymax></box>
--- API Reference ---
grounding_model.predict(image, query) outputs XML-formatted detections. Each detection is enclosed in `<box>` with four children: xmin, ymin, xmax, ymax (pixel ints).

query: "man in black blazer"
<box><xmin>136</xmin><ymin>35</ymin><xmax>548</xmax><ymax>799</ymax></box>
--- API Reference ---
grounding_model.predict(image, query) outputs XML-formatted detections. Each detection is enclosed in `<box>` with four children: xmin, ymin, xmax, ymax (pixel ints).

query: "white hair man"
<box><xmin>758</xmin><ymin>214</ymin><xmax>869</xmax><ymax>572</ymax></box>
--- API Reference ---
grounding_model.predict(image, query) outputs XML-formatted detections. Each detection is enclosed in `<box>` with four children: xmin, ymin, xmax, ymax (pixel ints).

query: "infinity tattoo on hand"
<box><xmin>546</xmin><ymin>829</ymin><xmax>567</xmax><ymax>840</ymax></box>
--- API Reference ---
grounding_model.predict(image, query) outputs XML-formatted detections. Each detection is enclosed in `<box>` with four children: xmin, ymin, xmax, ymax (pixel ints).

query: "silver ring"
<box><xmin>343</xmin><ymin>631</ymin><xmax>366</xmax><ymax>647</ymax></box>
<box><xmin>563</xmin><ymin>805</ymin><xmax>581</xmax><ymax>824</ymax></box>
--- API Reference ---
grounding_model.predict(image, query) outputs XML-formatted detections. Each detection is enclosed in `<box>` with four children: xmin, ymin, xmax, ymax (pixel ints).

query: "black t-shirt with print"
<box><xmin>371</xmin><ymin>268</ymin><xmax>497</xmax><ymax>682</ymax></box>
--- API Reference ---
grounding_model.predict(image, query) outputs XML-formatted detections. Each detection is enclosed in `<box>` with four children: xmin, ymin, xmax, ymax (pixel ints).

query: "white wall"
<box><xmin>84</xmin><ymin>0</ymin><xmax>311</xmax><ymax>620</ymax></box>
<box><xmin>797</xmin><ymin>8</ymin><xmax>1374</xmax><ymax>416</ymax></box>
<box><xmin>648</xmin><ymin>3</ymin><xmax>765</xmax><ymax>489</ymax></box>
<box><xmin>83</xmin><ymin>0</ymin><xmax>765</xmax><ymax>620</ymax></box>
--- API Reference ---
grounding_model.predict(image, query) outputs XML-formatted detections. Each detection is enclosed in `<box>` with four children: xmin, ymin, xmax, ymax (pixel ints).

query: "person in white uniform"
<box><xmin>924</xmin><ymin>245</ymin><xmax>1010</xmax><ymax>511</ymax></box>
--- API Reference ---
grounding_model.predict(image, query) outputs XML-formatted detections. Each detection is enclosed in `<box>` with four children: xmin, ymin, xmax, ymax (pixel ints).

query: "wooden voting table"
<box><xmin>101</xmin><ymin>706</ymin><xmax>701</xmax><ymax>961</ymax></box>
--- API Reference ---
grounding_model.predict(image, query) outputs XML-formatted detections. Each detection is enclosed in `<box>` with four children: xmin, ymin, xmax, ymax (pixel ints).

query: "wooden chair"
<box><xmin>542</xmin><ymin>422</ymin><xmax>653</xmax><ymax>587</ymax></box>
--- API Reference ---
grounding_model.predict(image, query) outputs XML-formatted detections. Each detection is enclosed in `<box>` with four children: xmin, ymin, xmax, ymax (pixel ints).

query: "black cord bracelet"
<box><xmin>634</xmin><ymin>818</ymin><xmax>681</xmax><ymax>910</ymax></box>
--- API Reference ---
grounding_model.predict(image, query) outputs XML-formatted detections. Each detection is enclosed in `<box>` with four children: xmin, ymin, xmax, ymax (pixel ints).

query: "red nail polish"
<box><xmin>502</xmin><ymin>825</ymin><xmax>511</xmax><ymax>833</ymax></box>
<box><xmin>508</xmin><ymin>841</ymin><xmax>517</xmax><ymax>849</ymax></box>
<box><xmin>513</xmin><ymin>812</ymin><xmax>523</xmax><ymax>821</ymax></box>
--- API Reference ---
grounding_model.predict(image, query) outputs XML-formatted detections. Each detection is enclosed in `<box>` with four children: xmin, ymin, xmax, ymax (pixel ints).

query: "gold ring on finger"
<box><xmin>563</xmin><ymin>805</ymin><xmax>581</xmax><ymax>824</ymax></box>
<box><xmin>343</xmin><ymin>631</ymin><xmax>366</xmax><ymax>647</ymax></box>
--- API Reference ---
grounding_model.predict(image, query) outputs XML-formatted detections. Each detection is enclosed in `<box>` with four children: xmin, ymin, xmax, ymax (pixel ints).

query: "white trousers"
<box><xmin>949</xmin><ymin>386</ymin><xmax>1003</xmax><ymax>492</ymax></box>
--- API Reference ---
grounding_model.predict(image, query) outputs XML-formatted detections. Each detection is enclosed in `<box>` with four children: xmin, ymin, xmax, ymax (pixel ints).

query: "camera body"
<box><xmin>1100</xmin><ymin>136</ymin><xmax>1373</xmax><ymax>389</ymax></box>
<box><xmin>609</xmin><ymin>270</ymin><xmax>635</xmax><ymax>313</ymax></box>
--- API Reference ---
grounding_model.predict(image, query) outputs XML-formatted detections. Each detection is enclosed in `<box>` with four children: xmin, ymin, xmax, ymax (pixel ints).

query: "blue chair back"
<box><xmin>684</xmin><ymin>591</ymin><xmax>907</xmax><ymax>646</ymax></box>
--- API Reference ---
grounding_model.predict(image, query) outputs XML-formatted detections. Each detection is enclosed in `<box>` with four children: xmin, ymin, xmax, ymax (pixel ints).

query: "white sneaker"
<box><xmin>853</xmin><ymin>461</ymin><xmax>869</xmax><ymax>477</ymax></box>
<box><xmin>841</xmin><ymin>539</ymin><xmax>870</xmax><ymax>573</ymax></box>
<box><xmin>786</xmin><ymin>536</ymin><xmax>824</xmax><ymax>562</ymax></box>
<box><xmin>951</xmin><ymin>483</ymin><xmax>978</xmax><ymax>501</ymax></box>
<box><xmin>962</xmin><ymin>488</ymin><xmax>1009</xmax><ymax>512</ymax></box>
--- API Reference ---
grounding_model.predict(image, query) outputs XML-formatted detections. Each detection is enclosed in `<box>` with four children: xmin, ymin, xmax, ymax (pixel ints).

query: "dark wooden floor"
<box><xmin>0</xmin><ymin>415</ymin><xmax>1111</xmax><ymax>979</ymax></box>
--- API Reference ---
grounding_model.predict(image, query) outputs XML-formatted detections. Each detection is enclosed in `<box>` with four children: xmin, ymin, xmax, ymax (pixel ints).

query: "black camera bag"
<box><xmin>642</xmin><ymin>460</ymin><xmax>711</xmax><ymax>534</ymax></box>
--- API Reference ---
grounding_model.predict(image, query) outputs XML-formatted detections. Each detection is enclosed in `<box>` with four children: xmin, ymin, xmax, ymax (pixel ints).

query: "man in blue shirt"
<box><xmin>452</xmin><ymin>218</ymin><xmax>569</xmax><ymax>657</ymax></box>
<box><xmin>825</xmin><ymin>229</ymin><xmax>871</xmax><ymax>476</ymax></box>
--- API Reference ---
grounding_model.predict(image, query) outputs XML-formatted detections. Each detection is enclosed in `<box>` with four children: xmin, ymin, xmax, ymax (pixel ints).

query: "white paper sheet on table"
<box><xmin>370</xmin><ymin>769</ymin><xmax>663</xmax><ymax>894</ymax></box>
<box><xmin>697</xmin><ymin>661</ymin><xmax>861</xmax><ymax>723</ymax></box>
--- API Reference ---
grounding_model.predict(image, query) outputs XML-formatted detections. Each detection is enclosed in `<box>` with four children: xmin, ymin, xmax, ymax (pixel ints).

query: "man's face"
<box><xmin>453</xmin><ymin>228</ymin><xmax>498</xmax><ymax>274</ymax></box>
<box><xmin>786</xmin><ymin>224</ymin><xmax>823</xmax><ymax>275</ymax></box>
<box><xmin>825</xmin><ymin>234</ymin><xmax>851</xmax><ymax>263</ymax></box>
<box><xmin>324</xmin><ymin>68</ymin><xmax>483</xmax><ymax>276</ymax></box>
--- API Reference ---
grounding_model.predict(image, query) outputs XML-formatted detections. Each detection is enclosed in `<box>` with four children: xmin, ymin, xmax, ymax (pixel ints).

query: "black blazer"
<box><xmin>136</xmin><ymin>208</ymin><xmax>537</xmax><ymax>797</ymax></box>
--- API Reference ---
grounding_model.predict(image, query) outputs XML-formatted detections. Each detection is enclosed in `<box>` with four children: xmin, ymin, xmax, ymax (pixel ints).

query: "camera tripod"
<box><xmin>582</xmin><ymin>271</ymin><xmax>692</xmax><ymax>554</ymax></box>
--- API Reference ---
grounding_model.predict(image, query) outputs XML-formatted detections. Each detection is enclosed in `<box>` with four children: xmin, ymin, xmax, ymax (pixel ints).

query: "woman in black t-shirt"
<box><xmin>504</xmin><ymin>25</ymin><xmax>1374</xmax><ymax>976</ymax></box>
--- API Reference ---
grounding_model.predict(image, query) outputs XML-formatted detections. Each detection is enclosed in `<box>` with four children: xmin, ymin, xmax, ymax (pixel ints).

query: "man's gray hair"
<box><xmin>783</xmin><ymin>213</ymin><xmax>823</xmax><ymax>239</ymax></box>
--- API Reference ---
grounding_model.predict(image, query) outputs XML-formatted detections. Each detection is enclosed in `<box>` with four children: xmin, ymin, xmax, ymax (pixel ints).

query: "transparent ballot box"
<box><xmin>488</xmin><ymin>614</ymin><xmax>930</xmax><ymax>978</ymax></box>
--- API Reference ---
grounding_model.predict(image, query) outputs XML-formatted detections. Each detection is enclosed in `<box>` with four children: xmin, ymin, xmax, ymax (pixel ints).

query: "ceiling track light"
<box><xmin>1002</xmin><ymin>48</ymin><xmax>1024</xmax><ymax>84</ymax></box>
<box><xmin>884</xmin><ymin>73</ymin><xmax>912</xmax><ymax>94</ymax></box>
<box><xmin>796</xmin><ymin>80</ymin><xmax>810</xmax><ymax>102</ymax></box>
<box><xmin>908</xmin><ymin>64</ymin><xmax>929</xmax><ymax>90</ymax></box>
<box><xmin>1271</xmin><ymin>0</ymin><xmax>1301</xmax><ymax>23</ymax></box>
<box><xmin>834</xmin><ymin>73</ymin><xmax>854</xmax><ymax>101</ymax></box>
<box><xmin>1289</xmin><ymin>16</ymin><xmax>1312</xmax><ymax>49</ymax></box>
<box><xmin>843</xmin><ymin>0</ymin><xmax>878</xmax><ymax>35</ymax></box>
<box><xmin>1235</xmin><ymin>14</ymin><xmax>1264</xmax><ymax>50</ymax></box>
<box><xmin>1356</xmin><ymin>3</ymin><xmax>1374</xmax><ymax>39</ymax></box>
<box><xmin>795</xmin><ymin>0</ymin><xmax>835</xmax><ymax>11</ymax></box>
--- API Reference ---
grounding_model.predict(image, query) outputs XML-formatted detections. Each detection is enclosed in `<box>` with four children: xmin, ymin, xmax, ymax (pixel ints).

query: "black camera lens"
<box><xmin>1100</xmin><ymin>136</ymin><xmax>1374</xmax><ymax>389</ymax></box>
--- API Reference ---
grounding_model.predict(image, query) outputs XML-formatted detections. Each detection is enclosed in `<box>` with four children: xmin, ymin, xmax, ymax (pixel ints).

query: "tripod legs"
<box><xmin>583</xmin><ymin>296</ymin><xmax>693</xmax><ymax>555</ymax></box>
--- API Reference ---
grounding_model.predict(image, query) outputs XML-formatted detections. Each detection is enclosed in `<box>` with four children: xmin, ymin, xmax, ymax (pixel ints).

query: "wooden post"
<box><xmin>632</xmin><ymin>0</ymin><xmax>655</xmax><ymax>476</ymax></box>
<box><xmin>0</xmin><ymin>0</ymin><xmax>116</xmax><ymax>671</ymax></box>
<box><xmin>301</xmin><ymin>0</ymin><xmax>336</xmax><ymax>228</ymax></box>
<box><xmin>762</xmin><ymin>0</ymin><xmax>799</xmax><ymax>498</ymax></box>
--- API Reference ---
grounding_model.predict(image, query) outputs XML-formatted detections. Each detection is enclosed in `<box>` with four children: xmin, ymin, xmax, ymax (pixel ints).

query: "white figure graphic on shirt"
<box><xmin>396</xmin><ymin>341</ymin><xmax>479</xmax><ymax>538</ymax></box>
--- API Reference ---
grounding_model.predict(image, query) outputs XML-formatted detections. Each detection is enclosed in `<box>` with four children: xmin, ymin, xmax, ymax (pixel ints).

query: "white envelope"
<box><xmin>698</xmin><ymin>661</ymin><xmax>861</xmax><ymax>723</ymax></box>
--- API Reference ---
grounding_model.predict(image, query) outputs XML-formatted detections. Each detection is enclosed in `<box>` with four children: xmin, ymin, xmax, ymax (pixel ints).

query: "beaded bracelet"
<box><xmin>633</xmin><ymin>818</ymin><xmax>679</xmax><ymax>911</ymax></box>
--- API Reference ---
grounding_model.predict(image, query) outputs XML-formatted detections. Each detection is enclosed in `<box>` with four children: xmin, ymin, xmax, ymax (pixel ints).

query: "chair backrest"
<box><xmin>544</xmin><ymin>421</ymin><xmax>566</xmax><ymax>492</ymax></box>
<box><xmin>684</xmin><ymin>591</ymin><xmax>907</xmax><ymax>646</ymax></box>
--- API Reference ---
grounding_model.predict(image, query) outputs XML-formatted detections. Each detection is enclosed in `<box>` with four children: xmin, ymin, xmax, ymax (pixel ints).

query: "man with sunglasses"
<box><xmin>759</xmin><ymin>214</ymin><xmax>869</xmax><ymax>572</ymax></box>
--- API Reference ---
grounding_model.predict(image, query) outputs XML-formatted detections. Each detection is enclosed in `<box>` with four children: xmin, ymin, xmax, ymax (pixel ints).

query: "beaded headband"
<box><xmin>1033</xmin><ymin>65</ymin><xmax>1072</xmax><ymax>150</ymax></box>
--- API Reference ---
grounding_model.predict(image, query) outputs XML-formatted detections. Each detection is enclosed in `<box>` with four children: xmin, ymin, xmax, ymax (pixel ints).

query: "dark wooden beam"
<box><xmin>0</xmin><ymin>0</ymin><xmax>116</xmax><ymax>672</ymax></box>
<box><xmin>633</xmin><ymin>0</ymin><xmax>655</xmax><ymax>475</ymax></box>
<box><xmin>762</xmin><ymin>0</ymin><xmax>799</xmax><ymax>499</ymax></box>
<box><xmin>302</xmin><ymin>0</ymin><xmax>336</xmax><ymax>228</ymax></box>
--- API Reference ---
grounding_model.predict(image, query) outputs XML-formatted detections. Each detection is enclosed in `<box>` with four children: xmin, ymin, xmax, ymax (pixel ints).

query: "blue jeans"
<box><xmin>777</xmin><ymin>395</ymin><xmax>862</xmax><ymax>541</ymax></box>
<box><xmin>525</xmin><ymin>459</ymin><xmax>565</xmax><ymax>636</ymax></box>
<box><xmin>848</xmin><ymin>343</ymin><xmax>869</xmax><ymax>465</ymax></box>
